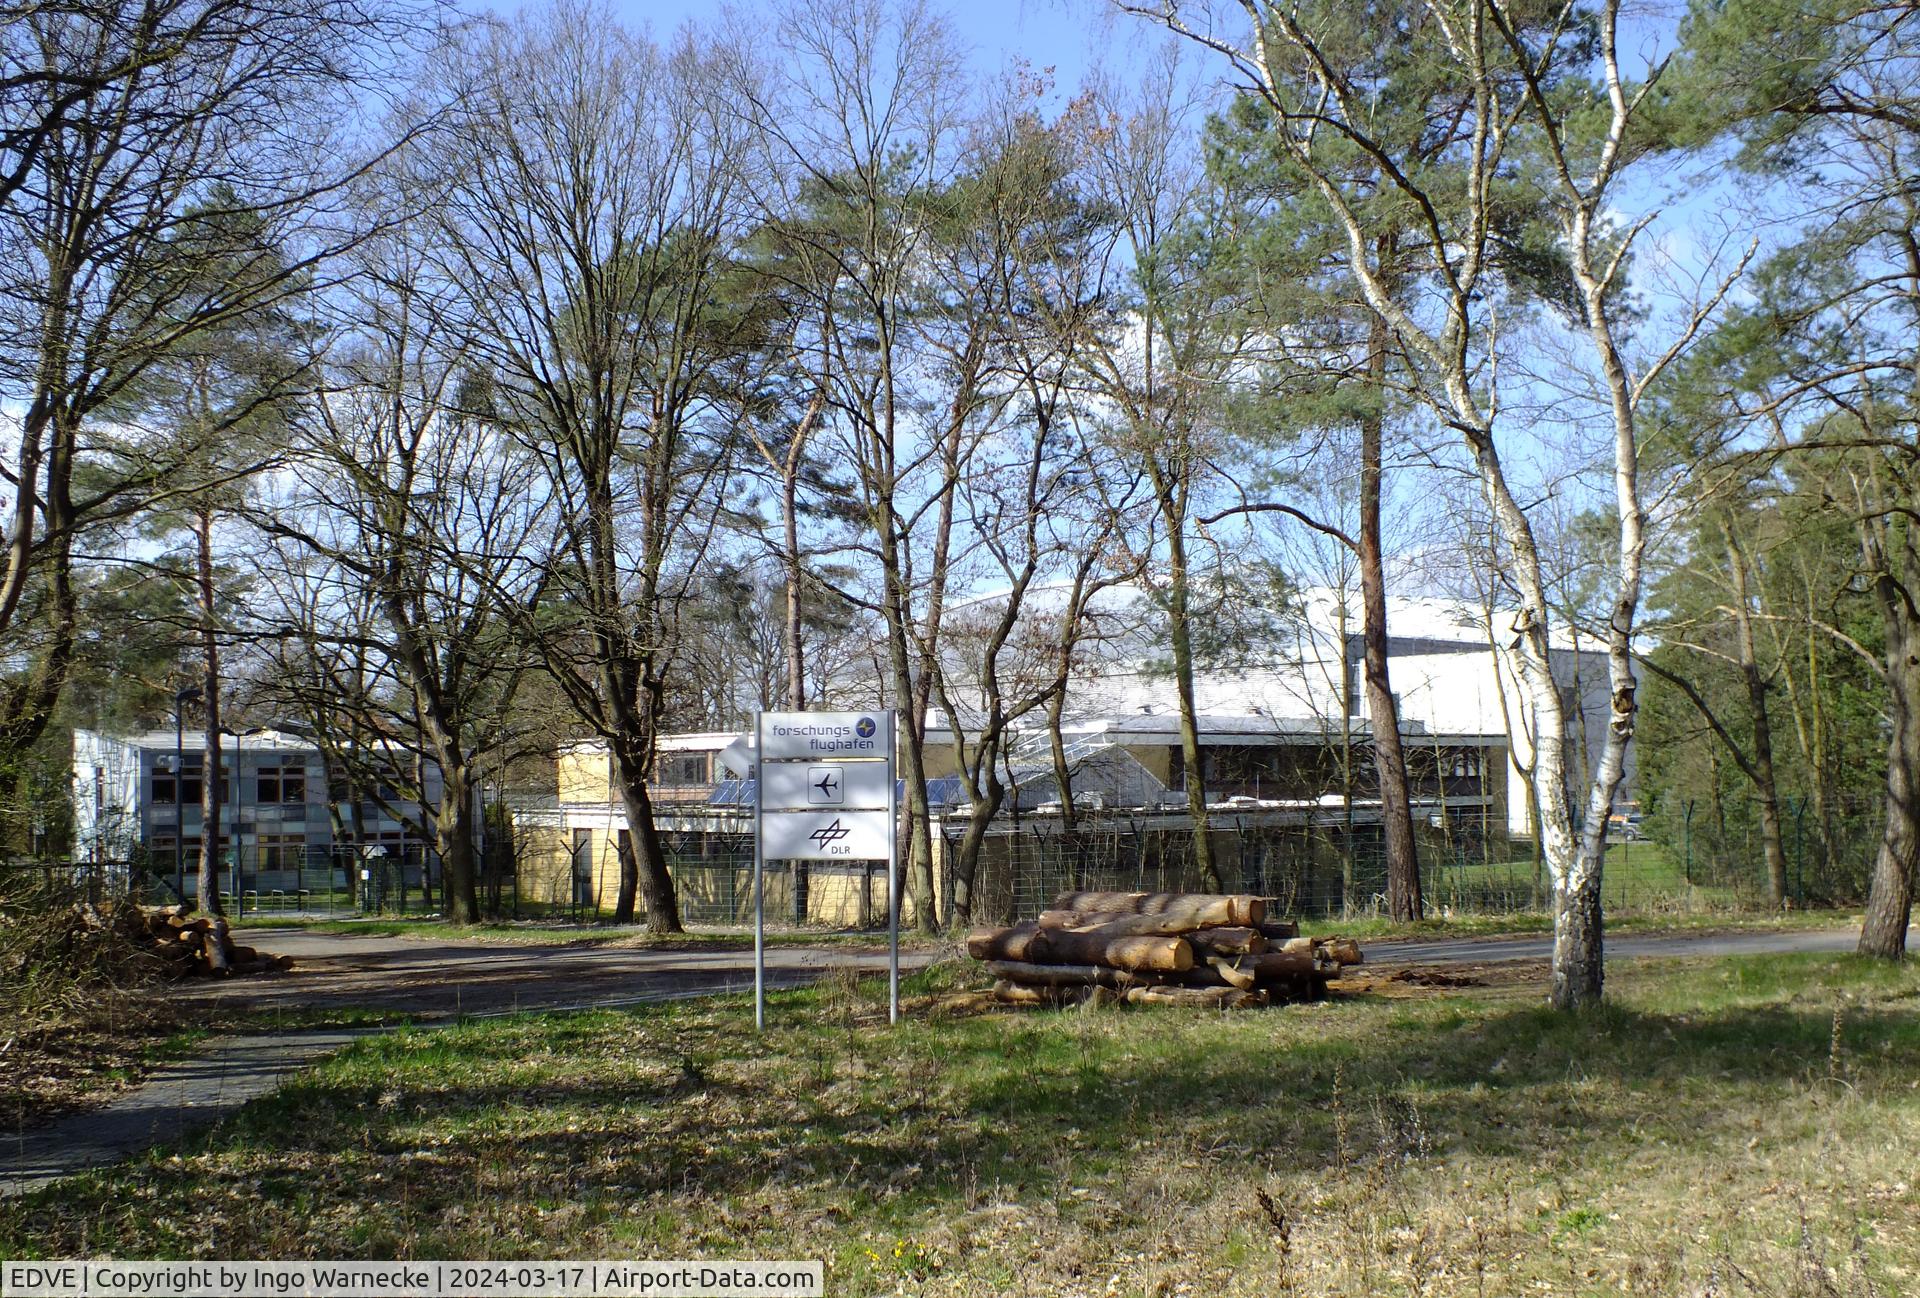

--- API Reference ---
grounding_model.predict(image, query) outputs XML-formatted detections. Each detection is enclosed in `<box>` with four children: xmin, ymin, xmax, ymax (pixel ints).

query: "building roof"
<box><xmin>1056</xmin><ymin>712</ymin><xmax>1504</xmax><ymax>747</ymax></box>
<box><xmin>82</xmin><ymin>728</ymin><xmax>321</xmax><ymax>755</ymax></box>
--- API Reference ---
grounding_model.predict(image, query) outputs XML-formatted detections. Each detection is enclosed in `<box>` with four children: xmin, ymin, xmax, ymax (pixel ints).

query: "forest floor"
<box><xmin>4</xmin><ymin>948</ymin><xmax>1916</xmax><ymax>1296</ymax></box>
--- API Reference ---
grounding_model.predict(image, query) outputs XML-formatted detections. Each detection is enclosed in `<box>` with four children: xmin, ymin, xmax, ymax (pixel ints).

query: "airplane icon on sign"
<box><xmin>807</xmin><ymin>766</ymin><xmax>843</xmax><ymax>804</ymax></box>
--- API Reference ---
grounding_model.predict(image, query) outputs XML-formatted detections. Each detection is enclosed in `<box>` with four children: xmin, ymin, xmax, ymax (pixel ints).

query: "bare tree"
<box><xmin>922</xmin><ymin>91</ymin><xmax>1139</xmax><ymax>920</ymax></box>
<box><xmin>0</xmin><ymin>0</ymin><xmax>426</xmax><ymax>774</ymax></box>
<box><xmin>728</xmin><ymin>0</ymin><xmax>974</xmax><ymax>930</ymax></box>
<box><xmin>1126</xmin><ymin>0</ymin><xmax>1745</xmax><ymax>1006</ymax></box>
<box><xmin>1074</xmin><ymin>59</ymin><xmax>1248</xmax><ymax>889</ymax></box>
<box><xmin>251</xmin><ymin>212</ymin><xmax>549</xmax><ymax>923</ymax></box>
<box><xmin>414</xmin><ymin>3</ymin><xmax>761</xmax><ymax>929</ymax></box>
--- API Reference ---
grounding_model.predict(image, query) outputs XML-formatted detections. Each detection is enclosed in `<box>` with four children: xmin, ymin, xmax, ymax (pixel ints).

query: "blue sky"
<box><xmin>497</xmin><ymin>0</ymin><xmax>1156</xmax><ymax>98</ymax></box>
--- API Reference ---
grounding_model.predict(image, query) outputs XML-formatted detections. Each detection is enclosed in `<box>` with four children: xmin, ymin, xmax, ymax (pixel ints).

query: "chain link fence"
<box><xmin>14</xmin><ymin>788</ymin><xmax>1878</xmax><ymax>929</ymax></box>
<box><xmin>1637</xmin><ymin>792</ymin><xmax>1881</xmax><ymax>908</ymax></box>
<box><xmin>5</xmin><ymin>846</ymin><xmax>449</xmax><ymax>918</ymax></box>
<box><xmin>948</xmin><ymin>799</ymin><xmax>1881</xmax><ymax>926</ymax></box>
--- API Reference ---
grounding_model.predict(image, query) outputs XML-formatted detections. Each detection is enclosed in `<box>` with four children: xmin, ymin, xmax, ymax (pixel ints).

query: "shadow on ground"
<box><xmin>4</xmin><ymin>954</ymin><xmax>1917</xmax><ymax>1265</ymax></box>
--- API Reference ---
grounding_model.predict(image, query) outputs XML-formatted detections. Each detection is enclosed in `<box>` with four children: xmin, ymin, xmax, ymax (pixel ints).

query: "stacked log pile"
<box><xmin>133</xmin><ymin>907</ymin><xmax>294</xmax><ymax>979</ymax></box>
<box><xmin>966</xmin><ymin>890</ymin><xmax>1361</xmax><ymax>1010</ymax></box>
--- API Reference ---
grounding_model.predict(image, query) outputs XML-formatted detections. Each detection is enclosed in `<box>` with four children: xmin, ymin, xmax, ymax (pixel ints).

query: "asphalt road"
<box><xmin>180</xmin><ymin>928</ymin><xmax>940</xmax><ymax>1018</ymax></box>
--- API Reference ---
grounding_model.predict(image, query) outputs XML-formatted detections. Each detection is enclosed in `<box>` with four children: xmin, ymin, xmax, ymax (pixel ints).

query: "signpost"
<box><xmin>753</xmin><ymin>710</ymin><xmax>898</xmax><ymax>1029</ymax></box>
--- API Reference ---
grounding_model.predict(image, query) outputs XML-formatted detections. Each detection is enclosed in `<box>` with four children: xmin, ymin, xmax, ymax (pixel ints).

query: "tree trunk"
<box><xmin>437</xmin><ymin>765</ymin><xmax>480</xmax><ymax>924</ymax></box>
<box><xmin>947</xmin><ymin>764</ymin><xmax>1003</xmax><ymax>928</ymax></box>
<box><xmin>879</xmin><ymin>533</ymin><xmax>936</xmax><ymax>932</ymax></box>
<box><xmin>782</xmin><ymin>457</ymin><xmax>806</xmax><ymax>711</ymax></box>
<box><xmin>1726</xmin><ymin>534</ymin><xmax>1789</xmax><ymax>907</ymax></box>
<box><xmin>907</xmin><ymin>409</ymin><xmax>967</xmax><ymax>931</ymax></box>
<box><xmin>1800</xmin><ymin>565</ymin><xmax>1840</xmax><ymax>876</ymax></box>
<box><xmin>1165</xmin><ymin>528</ymin><xmax>1218</xmax><ymax>888</ymax></box>
<box><xmin>0</xmin><ymin>407</ymin><xmax>79</xmax><ymax>785</ymax></box>
<box><xmin>1859</xmin><ymin>571</ymin><xmax>1918</xmax><ymax>958</ymax></box>
<box><xmin>1045</xmin><ymin>689</ymin><xmax>1076</xmax><ymax>832</ymax></box>
<box><xmin>610</xmin><ymin>741</ymin><xmax>682</xmax><ymax>932</ymax></box>
<box><xmin>1359</xmin><ymin>307</ymin><xmax>1422</xmax><ymax>920</ymax></box>
<box><xmin>195</xmin><ymin>507</ymin><xmax>225</xmax><ymax>918</ymax></box>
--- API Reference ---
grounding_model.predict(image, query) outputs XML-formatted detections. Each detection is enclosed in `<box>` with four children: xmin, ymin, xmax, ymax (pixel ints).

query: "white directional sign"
<box><xmin>760</xmin><ymin>762</ymin><xmax>892</xmax><ymax>811</ymax></box>
<box><xmin>715</xmin><ymin>733</ymin><xmax>755</xmax><ymax>779</ymax></box>
<box><xmin>753</xmin><ymin>708</ymin><xmax>899</xmax><ymax>1029</ymax></box>
<box><xmin>758</xmin><ymin>711</ymin><xmax>888</xmax><ymax>761</ymax></box>
<box><xmin>760</xmin><ymin>809</ymin><xmax>894</xmax><ymax>861</ymax></box>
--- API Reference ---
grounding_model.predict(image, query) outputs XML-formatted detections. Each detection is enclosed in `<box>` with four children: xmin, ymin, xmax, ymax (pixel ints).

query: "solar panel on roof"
<box><xmin>707</xmin><ymin>779</ymin><xmax>756</xmax><ymax>806</ymax></box>
<box><xmin>926</xmin><ymin>776</ymin><xmax>968</xmax><ymax>807</ymax></box>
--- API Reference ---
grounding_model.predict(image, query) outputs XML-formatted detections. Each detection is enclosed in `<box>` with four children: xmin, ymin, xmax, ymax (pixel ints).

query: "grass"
<box><xmin>1415</xmin><ymin>840</ymin><xmax>1750</xmax><ymax>912</ymax></box>
<box><xmin>4</xmin><ymin>952</ymin><xmax>1917</xmax><ymax>1295</ymax></box>
<box><xmin>1300</xmin><ymin>907</ymin><xmax>1863</xmax><ymax>941</ymax></box>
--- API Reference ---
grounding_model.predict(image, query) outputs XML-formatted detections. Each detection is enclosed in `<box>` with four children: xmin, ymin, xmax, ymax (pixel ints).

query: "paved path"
<box><xmin>175</xmin><ymin>928</ymin><xmax>940</xmax><ymax>1018</ymax></box>
<box><xmin>2</xmin><ymin>1030</ymin><xmax>368</xmax><ymax>1198</ymax></box>
<box><xmin>3</xmin><ymin>921</ymin><xmax>1895</xmax><ymax>1198</ymax></box>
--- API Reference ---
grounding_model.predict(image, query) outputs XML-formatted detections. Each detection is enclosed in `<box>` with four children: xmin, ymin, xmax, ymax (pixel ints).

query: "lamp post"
<box><xmin>174</xmin><ymin>685</ymin><xmax>203</xmax><ymax>906</ymax></box>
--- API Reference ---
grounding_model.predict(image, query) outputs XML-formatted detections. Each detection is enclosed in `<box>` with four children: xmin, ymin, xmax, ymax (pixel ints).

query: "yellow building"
<box><xmin>512</xmin><ymin>731</ymin><xmax>947</xmax><ymax>927</ymax></box>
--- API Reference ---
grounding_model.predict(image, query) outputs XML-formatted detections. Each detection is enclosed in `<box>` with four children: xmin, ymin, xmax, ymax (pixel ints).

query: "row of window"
<box><xmin>152</xmin><ymin>831</ymin><xmax>423</xmax><ymax>870</ymax></box>
<box><xmin>152</xmin><ymin>763</ymin><xmax>311</xmax><ymax>806</ymax></box>
<box><xmin>151</xmin><ymin>832</ymin><xmax>308</xmax><ymax>869</ymax></box>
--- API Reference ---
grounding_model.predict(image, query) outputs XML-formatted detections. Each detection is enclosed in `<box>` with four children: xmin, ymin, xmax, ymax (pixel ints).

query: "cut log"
<box><xmin>1246</xmin><ymin>950</ymin><xmax>1321</xmax><ymax>979</ymax></box>
<box><xmin>1202</xmin><ymin>955</ymin><xmax>1257</xmax><ymax>990</ymax></box>
<box><xmin>1122</xmin><ymin>985</ymin><xmax>1268</xmax><ymax>1009</ymax></box>
<box><xmin>1188</xmin><ymin>927</ymin><xmax>1266</xmax><ymax>957</ymax></box>
<box><xmin>204</xmin><ymin>918</ymin><xmax>233</xmax><ymax>976</ymax></box>
<box><xmin>1178</xmin><ymin>959</ymin><xmax>1282</xmax><ymax>991</ymax></box>
<box><xmin>1039</xmin><ymin>932</ymin><xmax>1191</xmax><ymax>972</ymax></box>
<box><xmin>993</xmin><ymin>979</ymin><xmax>1053</xmax><ymax>1005</ymax></box>
<box><xmin>1050</xmin><ymin>891</ymin><xmax>1266</xmax><ymax>927</ymax></box>
<box><xmin>993</xmin><ymin>979</ymin><xmax>1091</xmax><ymax>1007</ymax></box>
<box><xmin>982</xmin><ymin>960</ymin><xmax>1136</xmax><ymax>988</ymax></box>
<box><xmin>968</xmin><ymin>925</ymin><xmax>1192</xmax><ymax>972</ymax></box>
<box><xmin>1035</xmin><ymin>909</ymin><xmax>1202</xmax><ymax>936</ymax></box>
<box><xmin>1319</xmin><ymin>938</ymin><xmax>1363</xmax><ymax>966</ymax></box>
<box><xmin>1258</xmin><ymin>973</ymin><xmax>1329</xmax><ymax>1003</ymax></box>
<box><xmin>967</xmin><ymin>922</ymin><xmax>1043</xmax><ymax>962</ymax></box>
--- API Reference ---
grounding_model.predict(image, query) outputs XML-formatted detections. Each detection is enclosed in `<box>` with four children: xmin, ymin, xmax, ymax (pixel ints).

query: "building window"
<box><xmin>258</xmin><ymin>834</ymin><xmax>306</xmax><ymax>870</ymax></box>
<box><xmin>257</xmin><ymin>765</ymin><xmax>307</xmax><ymax>804</ymax></box>
<box><xmin>655</xmin><ymin>753</ymin><xmax>709</xmax><ymax>786</ymax></box>
<box><xmin>153</xmin><ymin>773</ymin><xmax>176</xmax><ymax>804</ymax></box>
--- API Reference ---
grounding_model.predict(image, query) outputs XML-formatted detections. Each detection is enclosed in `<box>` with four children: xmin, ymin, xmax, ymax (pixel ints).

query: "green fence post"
<box><xmin>1683</xmin><ymin>800</ymin><xmax>1695</xmax><ymax>887</ymax></box>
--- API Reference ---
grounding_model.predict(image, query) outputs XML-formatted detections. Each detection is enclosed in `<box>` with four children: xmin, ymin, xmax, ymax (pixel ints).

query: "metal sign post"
<box><xmin>886</xmin><ymin>710</ymin><xmax>898</xmax><ymax>1024</ymax></box>
<box><xmin>752</xmin><ymin>709</ymin><xmax>897</xmax><ymax>1031</ymax></box>
<box><xmin>753</xmin><ymin>712</ymin><xmax>765</xmax><ymax>1031</ymax></box>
